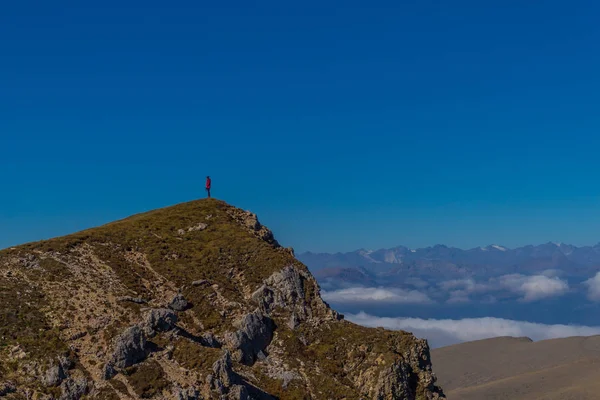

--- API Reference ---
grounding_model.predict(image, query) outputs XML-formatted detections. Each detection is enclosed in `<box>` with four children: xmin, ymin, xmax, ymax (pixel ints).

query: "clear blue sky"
<box><xmin>3</xmin><ymin>1</ymin><xmax>600</xmax><ymax>253</ymax></box>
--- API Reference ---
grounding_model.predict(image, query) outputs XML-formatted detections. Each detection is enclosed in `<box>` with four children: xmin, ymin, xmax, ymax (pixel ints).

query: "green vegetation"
<box><xmin>109</xmin><ymin>379</ymin><xmax>131</xmax><ymax>396</ymax></box>
<box><xmin>92</xmin><ymin>386</ymin><xmax>121</xmax><ymax>400</ymax></box>
<box><xmin>38</xmin><ymin>257</ymin><xmax>72</xmax><ymax>281</ymax></box>
<box><xmin>125</xmin><ymin>360</ymin><xmax>169</xmax><ymax>398</ymax></box>
<box><xmin>0</xmin><ymin>278</ymin><xmax>68</xmax><ymax>363</ymax></box>
<box><xmin>171</xmin><ymin>337</ymin><xmax>222</xmax><ymax>373</ymax></box>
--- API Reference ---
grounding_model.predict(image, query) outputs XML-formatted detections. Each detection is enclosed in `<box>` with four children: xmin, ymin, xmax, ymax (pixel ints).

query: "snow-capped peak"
<box><xmin>490</xmin><ymin>244</ymin><xmax>507</xmax><ymax>251</ymax></box>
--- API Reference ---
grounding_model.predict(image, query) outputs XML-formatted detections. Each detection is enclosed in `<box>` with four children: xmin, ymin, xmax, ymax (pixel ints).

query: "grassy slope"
<box><xmin>432</xmin><ymin>335</ymin><xmax>600</xmax><ymax>400</ymax></box>
<box><xmin>0</xmin><ymin>199</ymin><xmax>437</xmax><ymax>399</ymax></box>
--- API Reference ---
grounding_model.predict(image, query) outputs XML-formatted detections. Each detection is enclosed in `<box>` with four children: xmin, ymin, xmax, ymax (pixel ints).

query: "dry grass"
<box><xmin>432</xmin><ymin>335</ymin><xmax>600</xmax><ymax>400</ymax></box>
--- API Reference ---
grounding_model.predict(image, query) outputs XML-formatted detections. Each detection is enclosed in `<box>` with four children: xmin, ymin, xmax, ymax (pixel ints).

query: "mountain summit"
<box><xmin>0</xmin><ymin>199</ymin><xmax>444</xmax><ymax>400</ymax></box>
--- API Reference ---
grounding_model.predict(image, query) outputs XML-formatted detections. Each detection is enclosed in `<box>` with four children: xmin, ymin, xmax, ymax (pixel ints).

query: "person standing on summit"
<box><xmin>205</xmin><ymin>176</ymin><xmax>212</xmax><ymax>198</ymax></box>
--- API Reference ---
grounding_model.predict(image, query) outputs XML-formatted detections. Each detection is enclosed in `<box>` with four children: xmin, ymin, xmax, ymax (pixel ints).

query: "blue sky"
<box><xmin>3</xmin><ymin>1</ymin><xmax>600</xmax><ymax>252</ymax></box>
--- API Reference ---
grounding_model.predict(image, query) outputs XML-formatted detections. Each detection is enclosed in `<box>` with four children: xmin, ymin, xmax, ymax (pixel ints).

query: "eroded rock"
<box><xmin>210</xmin><ymin>350</ymin><xmax>236</xmax><ymax>393</ymax></box>
<box><xmin>172</xmin><ymin>384</ymin><xmax>201</xmax><ymax>400</ymax></box>
<box><xmin>225</xmin><ymin>312</ymin><xmax>274</xmax><ymax>366</ymax></box>
<box><xmin>226</xmin><ymin>385</ymin><xmax>249</xmax><ymax>400</ymax></box>
<box><xmin>144</xmin><ymin>308</ymin><xmax>178</xmax><ymax>336</ymax></box>
<box><xmin>103</xmin><ymin>325</ymin><xmax>147</xmax><ymax>379</ymax></box>
<box><xmin>227</xmin><ymin>209</ymin><xmax>279</xmax><ymax>247</ymax></box>
<box><xmin>59</xmin><ymin>374</ymin><xmax>89</xmax><ymax>400</ymax></box>
<box><xmin>42</xmin><ymin>356</ymin><xmax>73</xmax><ymax>387</ymax></box>
<box><xmin>169</xmin><ymin>293</ymin><xmax>189</xmax><ymax>311</ymax></box>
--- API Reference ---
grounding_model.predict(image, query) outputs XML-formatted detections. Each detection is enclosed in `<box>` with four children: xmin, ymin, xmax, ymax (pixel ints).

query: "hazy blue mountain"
<box><xmin>298</xmin><ymin>242</ymin><xmax>600</xmax><ymax>292</ymax></box>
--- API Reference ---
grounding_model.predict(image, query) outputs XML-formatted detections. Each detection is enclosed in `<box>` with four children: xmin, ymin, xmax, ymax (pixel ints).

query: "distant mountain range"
<box><xmin>298</xmin><ymin>243</ymin><xmax>600</xmax><ymax>287</ymax></box>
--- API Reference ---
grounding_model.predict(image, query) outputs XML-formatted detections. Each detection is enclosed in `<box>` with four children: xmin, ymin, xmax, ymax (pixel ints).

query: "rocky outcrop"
<box><xmin>169</xmin><ymin>293</ymin><xmax>189</xmax><ymax>311</ymax></box>
<box><xmin>252</xmin><ymin>265</ymin><xmax>340</xmax><ymax>325</ymax></box>
<box><xmin>177</xmin><ymin>223</ymin><xmax>208</xmax><ymax>235</ymax></box>
<box><xmin>103</xmin><ymin>326</ymin><xmax>147</xmax><ymax>379</ymax></box>
<box><xmin>43</xmin><ymin>362</ymin><xmax>68</xmax><ymax>387</ymax></box>
<box><xmin>224</xmin><ymin>313</ymin><xmax>275</xmax><ymax>366</ymax></box>
<box><xmin>209</xmin><ymin>350</ymin><xmax>236</xmax><ymax>394</ymax></box>
<box><xmin>227</xmin><ymin>208</ymin><xmax>279</xmax><ymax>247</ymax></box>
<box><xmin>144</xmin><ymin>308</ymin><xmax>178</xmax><ymax>336</ymax></box>
<box><xmin>59</xmin><ymin>374</ymin><xmax>89</xmax><ymax>400</ymax></box>
<box><xmin>172</xmin><ymin>385</ymin><xmax>201</xmax><ymax>400</ymax></box>
<box><xmin>42</xmin><ymin>356</ymin><xmax>74</xmax><ymax>387</ymax></box>
<box><xmin>226</xmin><ymin>385</ymin><xmax>249</xmax><ymax>400</ymax></box>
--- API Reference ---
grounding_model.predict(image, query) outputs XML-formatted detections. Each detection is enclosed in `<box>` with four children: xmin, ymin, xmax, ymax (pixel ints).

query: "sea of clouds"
<box><xmin>320</xmin><ymin>272</ymin><xmax>600</xmax><ymax>347</ymax></box>
<box><xmin>346</xmin><ymin>312</ymin><xmax>600</xmax><ymax>348</ymax></box>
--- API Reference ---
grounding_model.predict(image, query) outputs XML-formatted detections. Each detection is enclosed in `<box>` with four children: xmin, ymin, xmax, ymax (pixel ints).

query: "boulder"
<box><xmin>42</xmin><ymin>356</ymin><xmax>73</xmax><ymax>387</ymax></box>
<box><xmin>144</xmin><ymin>308</ymin><xmax>178</xmax><ymax>336</ymax></box>
<box><xmin>43</xmin><ymin>363</ymin><xmax>67</xmax><ymax>387</ymax></box>
<box><xmin>169</xmin><ymin>293</ymin><xmax>189</xmax><ymax>311</ymax></box>
<box><xmin>103</xmin><ymin>325</ymin><xmax>147</xmax><ymax>379</ymax></box>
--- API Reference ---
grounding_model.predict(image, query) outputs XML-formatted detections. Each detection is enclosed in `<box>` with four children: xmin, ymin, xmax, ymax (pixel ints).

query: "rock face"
<box><xmin>103</xmin><ymin>325</ymin><xmax>148</xmax><ymax>379</ymax></box>
<box><xmin>224</xmin><ymin>312</ymin><xmax>275</xmax><ymax>366</ymax></box>
<box><xmin>0</xmin><ymin>199</ymin><xmax>445</xmax><ymax>399</ymax></box>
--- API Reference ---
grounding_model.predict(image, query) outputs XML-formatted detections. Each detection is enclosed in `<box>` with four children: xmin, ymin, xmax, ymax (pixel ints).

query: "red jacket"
<box><xmin>206</xmin><ymin>177</ymin><xmax>211</xmax><ymax>189</ymax></box>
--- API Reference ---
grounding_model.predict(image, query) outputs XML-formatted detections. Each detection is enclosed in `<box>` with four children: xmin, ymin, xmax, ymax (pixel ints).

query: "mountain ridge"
<box><xmin>299</xmin><ymin>241</ymin><xmax>600</xmax><ymax>284</ymax></box>
<box><xmin>0</xmin><ymin>199</ymin><xmax>445</xmax><ymax>399</ymax></box>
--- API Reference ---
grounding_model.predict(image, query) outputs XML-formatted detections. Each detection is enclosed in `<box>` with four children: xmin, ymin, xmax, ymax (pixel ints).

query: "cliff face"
<box><xmin>0</xmin><ymin>199</ymin><xmax>445</xmax><ymax>400</ymax></box>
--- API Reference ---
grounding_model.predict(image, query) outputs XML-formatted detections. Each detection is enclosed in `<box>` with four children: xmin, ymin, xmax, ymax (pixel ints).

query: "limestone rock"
<box><xmin>226</xmin><ymin>385</ymin><xmax>248</xmax><ymax>400</ymax></box>
<box><xmin>59</xmin><ymin>374</ymin><xmax>89</xmax><ymax>400</ymax></box>
<box><xmin>225</xmin><ymin>312</ymin><xmax>274</xmax><ymax>366</ymax></box>
<box><xmin>43</xmin><ymin>363</ymin><xmax>67</xmax><ymax>387</ymax></box>
<box><xmin>178</xmin><ymin>223</ymin><xmax>208</xmax><ymax>235</ymax></box>
<box><xmin>172</xmin><ymin>384</ymin><xmax>201</xmax><ymax>400</ymax></box>
<box><xmin>169</xmin><ymin>293</ymin><xmax>189</xmax><ymax>311</ymax></box>
<box><xmin>227</xmin><ymin>209</ymin><xmax>279</xmax><ymax>247</ymax></box>
<box><xmin>42</xmin><ymin>356</ymin><xmax>73</xmax><ymax>387</ymax></box>
<box><xmin>103</xmin><ymin>325</ymin><xmax>147</xmax><ymax>379</ymax></box>
<box><xmin>202</xmin><ymin>332</ymin><xmax>221</xmax><ymax>348</ymax></box>
<box><xmin>144</xmin><ymin>308</ymin><xmax>178</xmax><ymax>336</ymax></box>
<box><xmin>210</xmin><ymin>350</ymin><xmax>236</xmax><ymax>393</ymax></box>
<box><xmin>253</xmin><ymin>265</ymin><xmax>340</xmax><ymax>324</ymax></box>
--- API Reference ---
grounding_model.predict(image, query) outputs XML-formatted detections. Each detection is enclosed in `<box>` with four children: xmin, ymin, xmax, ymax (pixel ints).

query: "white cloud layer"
<box><xmin>322</xmin><ymin>287</ymin><xmax>433</xmax><ymax>304</ymax></box>
<box><xmin>437</xmin><ymin>274</ymin><xmax>570</xmax><ymax>303</ymax></box>
<box><xmin>497</xmin><ymin>274</ymin><xmax>569</xmax><ymax>301</ymax></box>
<box><xmin>584</xmin><ymin>272</ymin><xmax>600</xmax><ymax>301</ymax></box>
<box><xmin>347</xmin><ymin>312</ymin><xmax>600</xmax><ymax>348</ymax></box>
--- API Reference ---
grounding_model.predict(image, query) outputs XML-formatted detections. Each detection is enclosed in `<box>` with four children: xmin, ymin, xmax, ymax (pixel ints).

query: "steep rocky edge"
<box><xmin>0</xmin><ymin>199</ymin><xmax>445</xmax><ymax>399</ymax></box>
